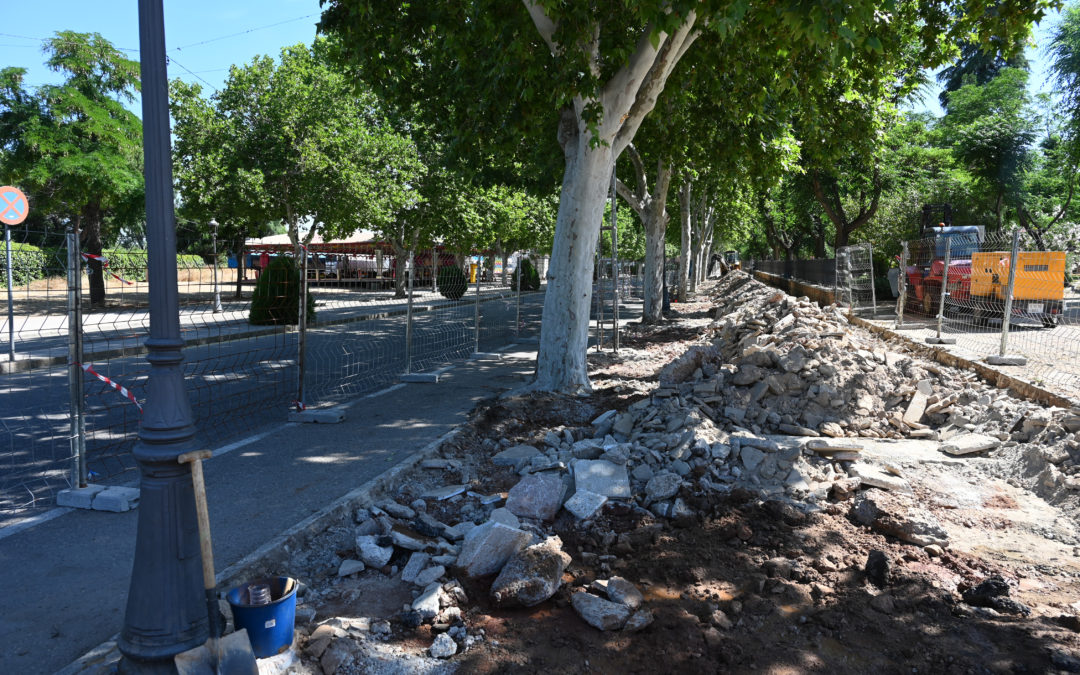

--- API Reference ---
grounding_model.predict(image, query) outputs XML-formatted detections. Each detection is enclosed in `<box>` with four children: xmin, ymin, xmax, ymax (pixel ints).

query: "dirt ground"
<box><xmin>281</xmin><ymin>282</ymin><xmax>1080</xmax><ymax>675</ymax></box>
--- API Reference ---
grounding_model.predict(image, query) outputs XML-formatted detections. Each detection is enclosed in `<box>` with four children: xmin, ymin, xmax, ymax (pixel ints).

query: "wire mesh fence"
<box><xmin>0</xmin><ymin>239</ymin><xmax>550</xmax><ymax>522</ymax></box>
<box><xmin>835</xmin><ymin>243</ymin><xmax>877</xmax><ymax>316</ymax></box>
<box><xmin>896</xmin><ymin>229</ymin><xmax>1080</xmax><ymax>394</ymax></box>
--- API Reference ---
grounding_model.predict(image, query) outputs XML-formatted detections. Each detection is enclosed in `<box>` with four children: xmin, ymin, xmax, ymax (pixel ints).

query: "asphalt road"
<box><xmin>0</xmin><ymin>289</ymin><xmax>545</xmax><ymax>520</ymax></box>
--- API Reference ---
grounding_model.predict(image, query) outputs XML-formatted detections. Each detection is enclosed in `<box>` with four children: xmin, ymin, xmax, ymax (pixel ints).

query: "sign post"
<box><xmin>1</xmin><ymin>185</ymin><xmax>30</xmax><ymax>361</ymax></box>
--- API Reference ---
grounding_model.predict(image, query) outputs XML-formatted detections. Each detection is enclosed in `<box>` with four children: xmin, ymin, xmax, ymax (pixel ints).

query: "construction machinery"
<box><xmin>967</xmin><ymin>250</ymin><xmax>1066</xmax><ymax>328</ymax></box>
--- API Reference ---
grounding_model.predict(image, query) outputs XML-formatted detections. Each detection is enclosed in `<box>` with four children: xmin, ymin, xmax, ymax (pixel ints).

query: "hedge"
<box><xmin>512</xmin><ymin>257</ymin><xmax>541</xmax><ymax>291</ymax></box>
<box><xmin>437</xmin><ymin>265</ymin><xmax>468</xmax><ymax>300</ymax></box>
<box><xmin>0</xmin><ymin>243</ymin><xmax>50</xmax><ymax>286</ymax></box>
<box><xmin>249</xmin><ymin>255</ymin><xmax>315</xmax><ymax>325</ymax></box>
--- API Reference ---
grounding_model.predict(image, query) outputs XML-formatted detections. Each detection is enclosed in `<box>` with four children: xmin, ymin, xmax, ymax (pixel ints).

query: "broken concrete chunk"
<box><xmin>412</xmin><ymin>583</ymin><xmax>443</xmax><ymax>621</ymax></box>
<box><xmin>401</xmin><ymin>552</ymin><xmax>430</xmax><ymax>583</ymax></box>
<box><xmin>421</xmin><ymin>484</ymin><xmax>468</xmax><ymax>501</ymax></box>
<box><xmin>623</xmin><ymin>608</ymin><xmax>655</xmax><ymax>632</ymax></box>
<box><xmin>848</xmin><ymin>462</ymin><xmax>912</xmax><ymax>493</ymax></box>
<box><xmin>429</xmin><ymin>632</ymin><xmax>457</xmax><ymax>659</ymax></box>
<box><xmin>488</xmin><ymin>507</ymin><xmax>521</xmax><ymax>529</ymax></box>
<box><xmin>506</xmin><ymin>472</ymin><xmax>566</xmax><ymax>521</ymax></box>
<box><xmin>571</xmin><ymin>591</ymin><xmax>633</xmax><ymax>631</ymax></box>
<box><xmin>940</xmin><ymin>433</ymin><xmax>1000</xmax><ymax>456</ymax></box>
<box><xmin>491</xmin><ymin>536</ymin><xmax>571</xmax><ymax>607</ymax></box>
<box><xmin>851</xmin><ymin>490</ymin><xmax>948</xmax><ymax>547</ymax></box>
<box><xmin>389</xmin><ymin>524</ymin><xmax>439</xmax><ymax>551</ymax></box>
<box><xmin>413</xmin><ymin>565</ymin><xmax>445</xmax><ymax>587</ymax></box>
<box><xmin>337</xmin><ymin>559</ymin><xmax>365</xmax><ymax>577</ymax></box>
<box><xmin>740</xmin><ymin>446</ymin><xmax>766</xmax><ymax>472</ymax></box>
<box><xmin>605</xmin><ymin>577</ymin><xmax>644</xmax><ymax>610</ymax></box>
<box><xmin>903</xmin><ymin>391</ymin><xmax>928</xmax><ymax>426</ymax></box>
<box><xmin>492</xmin><ymin>444</ymin><xmax>541</xmax><ymax>471</ymax></box>
<box><xmin>563</xmin><ymin>489</ymin><xmax>607</xmax><ymax>520</ymax></box>
<box><xmin>644</xmin><ymin>473</ymin><xmax>682</xmax><ymax>504</ymax></box>
<box><xmin>612</xmin><ymin>413</ymin><xmax>636</xmax><ymax>438</ymax></box>
<box><xmin>455</xmin><ymin>521</ymin><xmax>531</xmax><ymax>578</ymax></box>
<box><xmin>355</xmin><ymin>535</ymin><xmax>393</xmax><ymax>568</ymax></box>
<box><xmin>573</xmin><ymin>459</ymin><xmax>631</xmax><ymax>499</ymax></box>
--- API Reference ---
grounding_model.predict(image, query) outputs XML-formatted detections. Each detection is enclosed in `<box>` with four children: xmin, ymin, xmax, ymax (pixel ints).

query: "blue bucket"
<box><xmin>226</xmin><ymin>576</ymin><xmax>297</xmax><ymax>658</ymax></box>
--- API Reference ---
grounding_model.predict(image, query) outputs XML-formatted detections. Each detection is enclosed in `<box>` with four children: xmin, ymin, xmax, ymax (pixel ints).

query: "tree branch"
<box><xmin>625</xmin><ymin>143</ymin><xmax>648</xmax><ymax>200</ymax></box>
<box><xmin>523</xmin><ymin>0</ymin><xmax>558</xmax><ymax>54</ymax></box>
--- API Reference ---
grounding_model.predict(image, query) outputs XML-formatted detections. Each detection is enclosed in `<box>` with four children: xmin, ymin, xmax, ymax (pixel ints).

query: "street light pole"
<box><xmin>118</xmin><ymin>1</ymin><xmax>207</xmax><ymax>671</ymax></box>
<box><xmin>210</xmin><ymin>218</ymin><xmax>222</xmax><ymax>313</ymax></box>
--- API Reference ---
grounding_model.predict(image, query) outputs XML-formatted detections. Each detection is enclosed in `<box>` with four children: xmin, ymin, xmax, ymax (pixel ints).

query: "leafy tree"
<box><xmin>0</xmin><ymin>32</ymin><xmax>143</xmax><ymax>306</ymax></box>
<box><xmin>937</xmin><ymin>38</ymin><xmax>1029</xmax><ymax>110</ymax></box>
<box><xmin>320</xmin><ymin>0</ymin><xmax>1054</xmax><ymax>393</ymax></box>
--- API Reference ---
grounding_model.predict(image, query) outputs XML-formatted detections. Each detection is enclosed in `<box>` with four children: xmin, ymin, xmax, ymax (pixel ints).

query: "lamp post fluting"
<box><xmin>210</xmin><ymin>218</ymin><xmax>222</xmax><ymax>313</ymax></box>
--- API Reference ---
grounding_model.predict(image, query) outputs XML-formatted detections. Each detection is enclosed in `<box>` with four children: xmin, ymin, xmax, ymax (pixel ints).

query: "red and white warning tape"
<box><xmin>292</xmin><ymin>400</ymin><xmax>306</xmax><ymax>411</ymax></box>
<box><xmin>80</xmin><ymin>252</ymin><xmax>137</xmax><ymax>286</ymax></box>
<box><xmin>76</xmin><ymin>362</ymin><xmax>143</xmax><ymax>412</ymax></box>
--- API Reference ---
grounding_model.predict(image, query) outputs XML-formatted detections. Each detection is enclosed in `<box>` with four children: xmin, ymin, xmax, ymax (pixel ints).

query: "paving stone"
<box><xmin>492</xmin><ymin>444</ymin><xmax>541</xmax><ymax>470</ymax></box>
<box><xmin>506</xmin><ymin>472</ymin><xmax>565</xmax><ymax>521</ymax></box>
<box><xmin>571</xmin><ymin>592</ymin><xmax>632</xmax><ymax>631</ymax></box>
<box><xmin>573</xmin><ymin>459</ymin><xmax>631</xmax><ymax>499</ymax></box>
<box><xmin>401</xmin><ymin>552</ymin><xmax>430</xmax><ymax>583</ymax></box>
<box><xmin>455</xmin><ymin>521</ymin><xmax>531</xmax><ymax>577</ymax></box>
<box><xmin>563</xmin><ymin>489</ymin><xmax>607</xmax><ymax>519</ymax></box>
<box><xmin>940</xmin><ymin>433</ymin><xmax>1000</xmax><ymax>456</ymax></box>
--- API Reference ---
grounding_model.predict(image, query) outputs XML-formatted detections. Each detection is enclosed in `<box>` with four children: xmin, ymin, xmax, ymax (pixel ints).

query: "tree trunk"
<box><xmin>234</xmin><ymin>237</ymin><xmax>246</xmax><ymax>299</ymax></box>
<box><xmin>533</xmin><ymin>128</ymin><xmax>614</xmax><ymax>393</ymax></box>
<box><xmin>499</xmin><ymin>241</ymin><xmax>509</xmax><ymax>286</ymax></box>
<box><xmin>811</xmin><ymin>214</ymin><xmax>827</xmax><ymax>258</ymax></box>
<box><xmin>677</xmin><ymin>182</ymin><xmax>691</xmax><ymax>302</ymax></box>
<box><xmin>641</xmin><ymin>164</ymin><xmax>671</xmax><ymax>324</ymax></box>
<box><xmin>82</xmin><ymin>204</ymin><xmax>105</xmax><ymax>307</ymax></box>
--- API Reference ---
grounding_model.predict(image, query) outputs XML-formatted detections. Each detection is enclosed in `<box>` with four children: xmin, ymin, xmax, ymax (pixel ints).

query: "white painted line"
<box><xmin>0</xmin><ymin>506</ymin><xmax>74</xmax><ymax>541</ymax></box>
<box><xmin>339</xmin><ymin>383</ymin><xmax>407</xmax><ymax>410</ymax></box>
<box><xmin>212</xmin><ymin>425</ymin><xmax>289</xmax><ymax>459</ymax></box>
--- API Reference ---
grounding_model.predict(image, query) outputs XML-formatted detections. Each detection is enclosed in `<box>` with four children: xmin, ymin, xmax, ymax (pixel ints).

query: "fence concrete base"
<box><xmin>288</xmin><ymin>408</ymin><xmax>346</xmax><ymax>424</ymax></box>
<box><xmin>753</xmin><ymin>271</ymin><xmax>837</xmax><ymax>306</ymax></box>
<box><xmin>56</xmin><ymin>485</ymin><xmax>139</xmax><ymax>512</ymax></box>
<box><xmin>401</xmin><ymin>373</ymin><xmax>440</xmax><ymax>383</ymax></box>
<box><xmin>987</xmin><ymin>355</ymin><xmax>1028</xmax><ymax>366</ymax></box>
<box><xmin>925</xmin><ymin>337</ymin><xmax>957</xmax><ymax>345</ymax></box>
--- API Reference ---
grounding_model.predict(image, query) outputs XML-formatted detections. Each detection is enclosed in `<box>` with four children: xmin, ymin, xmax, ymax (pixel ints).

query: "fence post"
<box><xmin>473</xmin><ymin>254</ymin><xmax>481</xmax><ymax>356</ymax></box>
<box><xmin>431</xmin><ymin>246</ymin><xmax>437</xmax><ymax>294</ymax></box>
<box><xmin>66</xmin><ymin>230</ymin><xmax>87</xmax><ymax>488</ymax></box>
<box><xmin>992</xmin><ymin>230</ymin><xmax>1024</xmax><ymax>364</ymax></box>
<box><xmin>296</xmin><ymin>247</ymin><xmax>308</xmax><ymax>409</ymax></box>
<box><xmin>405</xmin><ymin>249</ymin><xmax>415</xmax><ymax>374</ymax></box>
<box><xmin>895</xmin><ymin>242</ymin><xmax>908</xmax><ymax>328</ymax></box>
<box><xmin>515</xmin><ymin>252</ymin><xmax>522</xmax><ymax>339</ymax></box>
<box><xmin>4</xmin><ymin>224</ymin><xmax>13</xmax><ymax>361</ymax></box>
<box><xmin>927</xmin><ymin>236</ymin><xmax>955</xmax><ymax>344</ymax></box>
<box><xmin>868</xmin><ymin>244</ymin><xmax>877</xmax><ymax>317</ymax></box>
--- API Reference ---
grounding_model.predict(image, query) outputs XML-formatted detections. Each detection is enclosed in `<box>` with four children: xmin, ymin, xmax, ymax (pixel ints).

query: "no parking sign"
<box><xmin>0</xmin><ymin>186</ymin><xmax>29</xmax><ymax>225</ymax></box>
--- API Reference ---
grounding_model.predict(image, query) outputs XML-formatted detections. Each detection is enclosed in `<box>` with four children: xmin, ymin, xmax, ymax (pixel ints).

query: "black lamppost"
<box><xmin>118</xmin><ymin>1</ymin><xmax>207</xmax><ymax>671</ymax></box>
<box><xmin>210</xmin><ymin>218</ymin><xmax>222</xmax><ymax>313</ymax></box>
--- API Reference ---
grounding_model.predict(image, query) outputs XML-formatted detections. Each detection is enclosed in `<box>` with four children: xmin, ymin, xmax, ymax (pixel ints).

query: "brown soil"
<box><xmin>289</xmin><ymin>283</ymin><xmax>1080</xmax><ymax>675</ymax></box>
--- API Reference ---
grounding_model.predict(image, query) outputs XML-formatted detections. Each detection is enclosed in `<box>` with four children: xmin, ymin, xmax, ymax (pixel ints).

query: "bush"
<box><xmin>0</xmin><ymin>242</ymin><xmax>48</xmax><ymax>286</ymax></box>
<box><xmin>437</xmin><ymin>265</ymin><xmax>468</xmax><ymax>300</ymax></box>
<box><xmin>512</xmin><ymin>257</ymin><xmax>540</xmax><ymax>291</ymax></box>
<box><xmin>249</xmin><ymin>256</ymin><xmax>315</xmax><ymax>325</ymax></box>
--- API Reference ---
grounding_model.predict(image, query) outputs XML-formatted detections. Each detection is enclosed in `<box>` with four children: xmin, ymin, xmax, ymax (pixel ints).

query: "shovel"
<box><xmin>174</xmin><ymin>449</ymin><xmax>258</xmax><ymax>675</ymax></box>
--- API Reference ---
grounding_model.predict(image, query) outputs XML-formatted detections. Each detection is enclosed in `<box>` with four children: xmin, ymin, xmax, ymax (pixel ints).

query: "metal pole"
<box><xmin>936</xmin><ymin>236</ymin><xmax>951</xmax><ymax>339</ymax></box>
<box><xmin>868</xmin><ymin>244</ymin><xmax>877</xmax><ymax>317</ymax></box>
<box><xmin>515</xmin><ymin>252</ymin><xmax>522</xmax><ymax>338</ymax></box>
<box><xmin>4</xmin><ymin>225</ymin><xmax>13</xmax><ymax>361</ymax></box>
<box><xmin>120</xmin><ymin>0</ymin><xmax>207</xmax><ymax>669</ymax></box>
<box><xmin>896</xmin><ymin>241</ymin><xmax>908</xmax><ymax>328</ymax></box>
<box><xmin>405</xmin><ymin>249</ymin><xmax>414</xmax><ymax>374</ymax></box>
<box><xmin>611</xmin><ymin>169</ymin><xmax>619</xmax><ymax>352</ymax></box>
<box><xmin>473</xmin><ymin>253</ymin><xmax>481</xmax><ymax>355</ymax></box>
<box><xmin>595</xmin><ymin>231</ymin><xmax>604</xmax><ymax>351</ymax></box>
<box><xmin>999</xmin><ymin>230</ymin><xmax>1021</xmax><ymax>357</ymax></box>
<box><xmin>297</xmin><ymin>247</ymin><xmax>307</xmax><ymax>409</ymax></box>
<box><xmin>66</xmin><ymin>230</ymin><xmax>87</xmax><ymax>488</ymax></box>
<box><xmin>431</xmin><ymin>247</ymin><xmax>438</xmax><ymax>294</ymax></box>
<box><xmin>210</xmin><ymin>218</ymin><xmax>222</xmax><ymax>313</ymax></box>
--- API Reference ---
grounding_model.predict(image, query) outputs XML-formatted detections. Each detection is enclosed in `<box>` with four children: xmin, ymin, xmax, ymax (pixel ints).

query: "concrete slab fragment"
<box><xmin>288</xmin><ymin>408</ymin><xmax>345</xmax><ymax>423</ymax></box>
<box><xmin>849</xmin><ymin>462</ymin><xmax>912</xmax><ymax>493</ymax></box>
<box><xmin>940</xmin><ymin>433</ymin><xmax>1000</xmax><ymax>456</ymax></box>
<box><xmin>401</xmin><ymin>372</ymin><xmax>440</xmax><ymax>383</ymax></box>
<box><xmin>401</xmin><ymin>552</ymin><xmax>430</xmax><ymax>583</ymax></box>
<box><xmin>903</xmin><ymin>391</ymin><xmax>928</xmax><ymax>426</ymax></box>
<box><xmin>56</xmin><ymin>484</ymin><xmax>105</xmax><ymax>510</ymax></box>
<box><xmin>421</xmin><ymin>484</ymin><xmax>468</xmax><ymax>500</ymax></box>
<box><xmin>572</xmin><ymin>460</ymin><xmax>631</xmax><ymax>499</ymax></box>
<box><xmin>563</xmin><ymin>489</ymin><xmax>607</xmax><ymax>520</ymax></box>
<box><xmin>492</xmin><ymin>444</ymin><xmax>541</xmax><ymax>470</ymax></box>
<box><xmin>506</xmin><ymin>473</ymin><xmax>565</xmax><ymax>521</ymax></box>
<box><xmin>455</xmin><ymin>521</ymin><xmax>531</xmax><ymax>578</ymax></box>
<box><xmin>91</xmin><ymin>486</ymin><xmax>140</xmax><ymax>513</ymax></box>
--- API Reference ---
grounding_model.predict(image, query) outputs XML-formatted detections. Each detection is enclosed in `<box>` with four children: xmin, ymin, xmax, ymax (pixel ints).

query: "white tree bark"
<box><xmin>677</xmin><ymin>181</ymin><xmax>691</xmax><ymax>302</ymax></box>
<box><xmin>615</xmin><ymin>145</ymin><xmax>670</xmax><ymax>323</ymax></box>
<box><xmin>526</xmin><ymin>2</ymin><xmax>699</xmax><ymax>392</ymax></box>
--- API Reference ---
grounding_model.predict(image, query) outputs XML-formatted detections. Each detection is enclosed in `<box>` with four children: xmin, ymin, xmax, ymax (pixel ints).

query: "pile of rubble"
<box><xmin>281</xmin><ymin>271</ymin><xmax>1080</xmax><ymax>673</ymax></box>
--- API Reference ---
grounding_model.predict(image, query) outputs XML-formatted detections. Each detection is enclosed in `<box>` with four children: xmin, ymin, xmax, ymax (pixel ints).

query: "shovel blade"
<box><xmin>175</xmin><ymin>629</ymin><xmax>259</xmax><ymax>675</ymax></box>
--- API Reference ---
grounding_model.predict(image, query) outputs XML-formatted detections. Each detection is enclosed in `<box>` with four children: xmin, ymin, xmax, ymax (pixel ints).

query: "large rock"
<box><xmin>573</xmin><ymin>459</ymin><xmax>631</xmax><ymax>499</ymax></box>
<box><xmin>455</xmin><ymin>521</ymin><xmax>531</xmax><ymax>577</ymax></box>
<box><xmin>412</xmin><ymin>582</ymin><xmax>443</xmax><ymax>621</ymax></box>
<box><xmin>491</xmin><ymin>536</ymin><xmax>571</xmax><ymax>607</ymax></box>
<box><xmin>572</xmin><ymin>592</ymin><xmax>632</xmax><ymax>631</ymax></box>
<box><xmin>492</xmin><ymin>444</ymin><xmax>542</xmax><ymax>471</ymax></box>
<box><xmin>851</xmin><ymin>490</ymin><xmax>948</xmax><ymax>547</ymax></box>
<box><xmin>644</xmin><ymin>473</ymin><xmax>682</xmax><ymax>504</ymax></box>
<box><xmin>506</xmin><ymin>472</ymin><xmax>566</xmax><ymax>521</ymax></box>
<box><xmin>355</xmin><ymin>534</ymin><xmax>393</xmax><ymax>568</ymax></box>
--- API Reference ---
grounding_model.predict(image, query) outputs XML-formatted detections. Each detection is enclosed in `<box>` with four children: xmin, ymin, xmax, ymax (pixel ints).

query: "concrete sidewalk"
<box><xmin>0</xmin><ymin>349</ymin><xmax>537</xmax><ymax>675</ymax></box>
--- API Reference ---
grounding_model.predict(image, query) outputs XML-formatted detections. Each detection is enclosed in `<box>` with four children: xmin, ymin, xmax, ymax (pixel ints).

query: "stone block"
<box><xmin>91</xmin><ymin>486</ymin><xmax>140</xmax><ymax>512</ymax></box>
<box><xmin>572</xmin><ymin>460</ymin><xmax>631</xmax><ymax>499</ymax></box>
<box><xmin>563</xmin><ymin>489</ymin><xmax>607</xmax><ymax>520</ymax></box>
<box><xmin>56</xmin><ymin>484</ymin><xmax>105</xmax><ymax>510</ymax></box>
<box><xmin>455</xmin><ymin>521</ymin><xmax>531</xmax><ymax>577</ymax></box>
<box><xmin>506</xmin><ymin>473</ymin><xmax>565</xmax><ymax>521</ymax></box>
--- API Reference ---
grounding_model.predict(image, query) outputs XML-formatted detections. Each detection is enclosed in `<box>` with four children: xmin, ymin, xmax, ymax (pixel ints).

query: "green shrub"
<box><xmin>512</xmin><ymin>257</ymin><xmax>540</xmax><ymax>291</ymax></box>
<box><xmin>0</xmin><ymin>242</ymin><xmax>48</xmax><ymax>286</ymax></box>
<box><xmin>249</xmin><ymin>256</ymin><xmax>315</xmax><ymax>325</ymax></box>
<box><xmin>437</xmin><ymin>265</ymin><xmax>467</xmax><ymax>300</ymax></box>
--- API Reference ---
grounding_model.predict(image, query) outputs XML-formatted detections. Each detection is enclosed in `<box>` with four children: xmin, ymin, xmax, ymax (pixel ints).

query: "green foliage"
<box><xmin>437</xmin><ymin>265</ymin><xmax>467</xmax><ymax>300</ymax></box>
<box><xmin>249</xmin><ymin>256</ymin><xmax>315</xmax><ymax>325</ymax></box>
<box><xmin>512</xmin><ymin>257</ymin><xmax>540</xmax><ymax>291</ymax></box>
<box><xmin>0</xmin><ymin>242</ymin><xmax>48</xmax><ymax>285</ymax></box>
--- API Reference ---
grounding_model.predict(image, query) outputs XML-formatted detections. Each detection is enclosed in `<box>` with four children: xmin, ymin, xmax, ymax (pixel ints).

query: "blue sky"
<box><xmin>2</xmin><ymin>0</ymin><xmax>321</xmax><ymax>99</ymax></box>
<box><xmin>1</xmin><ymin>2</ymin><xmax>1068</xmax><ymax>119</ymax></box>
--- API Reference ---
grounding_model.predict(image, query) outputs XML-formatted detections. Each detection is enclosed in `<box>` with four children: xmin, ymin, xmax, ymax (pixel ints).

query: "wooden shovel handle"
<box><xmin>178</xmin><ymin>450</ymin><xmax>215</xmax><ymax>591</ymax></box>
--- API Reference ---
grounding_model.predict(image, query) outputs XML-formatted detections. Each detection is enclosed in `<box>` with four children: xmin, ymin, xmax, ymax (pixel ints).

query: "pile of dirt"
<box><xmin>259</xmin><ymin>277</ymin><xmax>1080</xmax><ymax>675</ymax></box>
